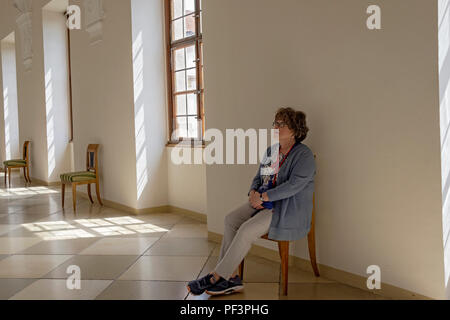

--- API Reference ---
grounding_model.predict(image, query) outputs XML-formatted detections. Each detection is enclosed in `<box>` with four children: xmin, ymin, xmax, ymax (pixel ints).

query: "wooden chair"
<box><xmin>239</xmin><ymin>156</ymin><xmax>319</xmax><ymax>296</ymax></box>
<box><xmin>3</xmin><ymin>141</ymin><xmax>31</xmax><ymax>187</ymax></box>
<box><xmin>60</xmin><ymin>144</ymin><xmax>103</xmax><ymax>211</ymax></box>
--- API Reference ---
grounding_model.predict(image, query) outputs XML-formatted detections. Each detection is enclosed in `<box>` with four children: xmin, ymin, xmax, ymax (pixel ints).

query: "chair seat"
<box><xmin>60</xmin><ymin>171</ymin><xmax>96</xmax><ymax>183</ymax></box>
<box><xmin>4</xmin><ymin>159</ymin><xmax>26</xmax><ymax>167</ymax></box>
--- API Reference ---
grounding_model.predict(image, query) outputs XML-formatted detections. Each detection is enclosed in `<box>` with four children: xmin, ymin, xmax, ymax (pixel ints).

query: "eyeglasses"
<box><xmin>272</xmin><ymin>121</ymin><xmax>287</xmax><ymax>128</ymax></box>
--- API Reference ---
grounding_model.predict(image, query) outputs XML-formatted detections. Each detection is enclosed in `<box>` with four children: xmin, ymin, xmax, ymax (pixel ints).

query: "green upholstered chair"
<box><xmin>3</xmin><ymin>141</ymin><xmax>31</xmax><ymax>187</ymax></box>
<box><xmin>61</xmin><ymin>144</ymin><xmax>103</xmax><ymax>211</ymax></box>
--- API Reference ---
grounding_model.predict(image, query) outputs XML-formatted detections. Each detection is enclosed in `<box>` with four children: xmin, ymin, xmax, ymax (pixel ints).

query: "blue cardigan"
<box><xmin>248</xmin><ymin>143</ymin><xmax>316</xmax><ymax>241</ymax></box>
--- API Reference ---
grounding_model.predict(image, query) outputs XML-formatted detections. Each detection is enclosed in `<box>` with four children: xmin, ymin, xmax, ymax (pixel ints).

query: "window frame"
<box><xmin>165</xmin><ymin>0</ymin><xmax>205</xmax><ymax>145</ymax></box>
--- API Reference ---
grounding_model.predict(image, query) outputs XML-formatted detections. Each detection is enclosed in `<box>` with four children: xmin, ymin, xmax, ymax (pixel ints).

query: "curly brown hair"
<box><xmin>275</xmin><ymin>107</ymin><xmax>309</xmax><ymax>142</ymax></box>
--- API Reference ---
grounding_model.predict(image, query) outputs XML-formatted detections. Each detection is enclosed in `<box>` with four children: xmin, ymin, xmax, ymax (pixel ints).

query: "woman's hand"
<box><xmin>249</xmin><ymin>190</ymin><xmax>264</xmax><ymax>209</ymax></box>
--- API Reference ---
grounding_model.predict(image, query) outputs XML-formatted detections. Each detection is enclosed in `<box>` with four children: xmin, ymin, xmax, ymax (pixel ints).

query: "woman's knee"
<box><xmin>235</xmin><ymin>220</ymin><xmax>263</xmax><ymax>242</ymax></box>
<box><xmin>224</xmin><ymin>212</ymin><xmax>234</xmax><ymax>227</ymax></box>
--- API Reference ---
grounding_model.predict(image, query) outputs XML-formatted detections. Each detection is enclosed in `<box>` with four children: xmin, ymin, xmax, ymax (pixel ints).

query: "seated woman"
<box><xmin>187</xmin><ymin>107</ymin><xmax>316</xmax><ymax>296</ymax></box>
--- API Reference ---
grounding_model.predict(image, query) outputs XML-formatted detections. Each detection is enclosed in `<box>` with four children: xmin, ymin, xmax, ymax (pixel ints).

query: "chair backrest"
<box><xmin>23</xmin><ymin>141</ymin><xmax>31</xmax><ymax>163</ymax></box>
<box><xmin>86</xmin><ymin>144</ymin><xmax>99</xmax><ymax>174</ymax></box>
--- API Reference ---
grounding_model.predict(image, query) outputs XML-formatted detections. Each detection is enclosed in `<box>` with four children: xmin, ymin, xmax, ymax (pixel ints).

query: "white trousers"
<box><xmin>213</xmin><ymin>202</ymin><xmax>273</xmax><ymax>280</ymax></box>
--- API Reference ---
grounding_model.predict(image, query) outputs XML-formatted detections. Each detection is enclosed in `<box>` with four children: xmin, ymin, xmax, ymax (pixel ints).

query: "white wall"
<box><xmin>168</xmin><ymin>156</ymin><xmax>207</xmax><ymax>214</ymax></box>
<box><xmin>203</xmin><ymin>0</ymin><xmax>446</xmax><ymax>299</ymax></box>
<box><xmin>42</xmin><ymin>8</ymin><xmax>72</xmax><ymax>182</ymax></box>
<box><xmin>10</xmin><ymin>0</ymin><xmax>53</xmax><ymax>181</ymax></box>
<box><xmin>131</xmin><ymin>0</ymin><xmax>169</xmax><ymax>210</ymax></box>
<box><xmin>0</xmin><ymin>38</ymin><xmax>20</xmax><ymax>162</ymax></box>
<box><xmin>69</xmin><ymin>0</ymin><xmax>138</xmax><ymax>207</ymax></box>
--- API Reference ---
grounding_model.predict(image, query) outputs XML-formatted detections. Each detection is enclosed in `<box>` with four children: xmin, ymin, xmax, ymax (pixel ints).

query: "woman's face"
<box><xmin>273</xmin><ymin>119</ymin><xmax>294</xmax><ymax>141</ymax></box>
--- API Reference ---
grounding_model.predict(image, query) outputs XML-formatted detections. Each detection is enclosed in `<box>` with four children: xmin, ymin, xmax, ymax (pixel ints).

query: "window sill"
<box><xmin>166</xmin><ymin>141</ymin><xmax>206</xmax><ymax>148</ymax></box>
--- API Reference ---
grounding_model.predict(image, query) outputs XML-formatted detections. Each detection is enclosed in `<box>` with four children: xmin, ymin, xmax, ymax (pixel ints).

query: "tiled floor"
<box><xmin>0</xmin><ymin>173</ymin><xmax>389</xmax><ymax>300</ymax></box>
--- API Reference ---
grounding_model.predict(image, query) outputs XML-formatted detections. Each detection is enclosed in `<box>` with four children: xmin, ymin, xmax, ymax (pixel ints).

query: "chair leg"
<box><xmin>72</xmin><ymin>183</ymin><xmax>77</xmax><ymax>211</ymax></box>
<box><xmin>95</xmin><ymin>181</ymin><xmax>103</xmax><ymax>206</ymax></box>
<box><xmin>61</xmin><ymin>183</ymin><xmax>65</xmax><ymax>208</ymax></box>
<box><xmin>26</xmin><ymin>166</ymin><xmax>31</xmax><ymax>183</ymax></box>
<box><xmin>278</xmin><ymin>241</ymin><xmax>289</xmax><ymax>296</ymax></box>
<box><xmin>307</xmin><ymin>228</ymin><xmax>320</xmax><ymax>277</ymax></box>
<box><xmin>87</xmin><ymin>184</ymin><xmax>94</xmax><ymax>204</ymax></box>
<box><xmin>23</xmin><ymin>167</ymin><xmax>28</xmax><ymax>183</ymax></box>
<box><xmin>238</xmin><ymin>260</ymin><xmax>245</xmax><ymax>281</ymax></box>
<box><xmin>308</xmin><ymin>194</ymin><xmax>320</xmax><ymax>277</ymax></box>
<box><xmin>4</xmin><ymin>166</ymin><xmax>7</xmax><ymax>187</ymax></box>
<box><xmin>8</xmin><ymin>168</ymin><xmax>11</xmax><ymax>187</ymax></box>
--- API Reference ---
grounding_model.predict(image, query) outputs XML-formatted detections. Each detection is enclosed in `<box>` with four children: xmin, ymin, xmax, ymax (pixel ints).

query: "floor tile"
<box><xmin>0</xmin><ymin>226</ymin><xmax>41</xmax><ymax>238</ymax></box>
<box><xmin>144</xmin><ymin>237</ymin><xmax>216</xmax><ymax>256</ymax></box>
<box><xmin>136</xmin><ymin>213</ymin><xmax>184</xmax><ymax>226</ymax></box>
<box><xmin>96</xmin><ymin>280</ymin><xmax>188</xmax><ymax>300</ymax></box>
<box><xmin>44</xmin><ymin>255</ymin><xmax>139</xmax><ymax>280</ymax></box>
<box><xmin>288</xmin><ymin>267</ymin><xmax>335</xmax><ymax>284</ymax></box>
<box><xmin>78</xmin><ymin>237</ymin><xmax>160</xmax><ymax>255</ymax></box>
<box><xmin>18</xmin><ymin>238</ymin><xmax>100</xmax><ymax>255</ymax></box>
<box><xmin>198</xmin><ymin>255</ymin><xmax>219</xmax><ymax>279</ymax></box>
<box><xmin>0</xmin><ymin>213</ymin><xmax>52</xmax><ymax>225</ymax></box>
<box><xmin>0</xmin><ymin>279</ymin><xmax>36</xmax><ymax>300</ymax></box>
<box><xmin>163</xmin><ymin>223</ymin><xmax>208</xmax><ymax>238</ymax></box>
<box><xmin>0</xmin><ymin>237</ymin><xmax>42</xmax><ymax>254</ymax></box>
<box><xmin>240</xmin><ymin>254</ymin><xmax>280</xmax><ymax>283</ymax></box>
<box><xmin>119</xmin><ymin>256</ymin><xmax>208</xmax><ymax>281</ymax></box>
<box><xmin>279</xmin><ymin>283</ymin><xmax>389</xmax><ymax>300</ymax></box>
<box><xmin>10</xmin><ymin>279</ymin><xmax>112</xmax><ymax>300</ymax></box>
<box><xmin>187</xmin><ymin>283</ymin><xmax>280</xmax><ymax>300</ymax></box>
<box><xmin>0</xmin><ymin>225</ymin><xmax>20</xmax><ymax>236</ymax></box>
<box><xmin>176</xmin><ymin>216</ymin><xmax>205</xmax><ymax>225</ymax></box>
<box><xmin>0</xmin><ymin>255</ymin><xmax>72</xmax><ymax>278</ymax></box>
<box><xmin>211</xmin><ymin>245</ymin><xmax>220</xmax><ymax>257</ymax></box>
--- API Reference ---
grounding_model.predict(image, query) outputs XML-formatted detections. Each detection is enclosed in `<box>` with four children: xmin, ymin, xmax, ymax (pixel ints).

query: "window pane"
<box><xmin>172</xmin><ymin>18</ymin><xmax>183</xmax><ymax>41</ymax></box>
<box><xmin>175</xmin><ymin>71</ymin><xmax>186</xmax><ymax>92</ymax></box>
<box><xmin>187</xmin><ymin>93</ymin><xmax>197</xmax><ymax>115</ymax></box>
<box><xmin>188</xmin><ymin>116</ymin><xmax>199</xmax><ymax>138</ymax></box>
<box><xmin>176</xmin><ymin>117</ymin><xmax>188</xmax><ymax>138</ymax></box>
<box><xmin>186</xmin><ymin>45</ymin><xmax>196</xmax><ymax>69</ymax></box>
<box><xmin>200</xmin><ymin>12</ymin><xmax>203</xmax><ymax>34</ymax></box>
<box><xmin>176</xmin><ymin>95</ymin><xmax>187</xmax><ymax>116</ymax></box>
<box><xmin>184</xmin><ymin>0</ymin><xmax>195</xmax><ymax>15</ymax></box>
<box><xmin>172</xmin><ymin>0</ymin><xmax>183</xmax><ymax>20</ymax></box>
<box><xmin>184</xmin><ymin>14</ymin><xmax>196</xmax><ymax>38</ymax></box>
<box><xmin>187</xmin><ymin>68</ymin><xmax>197</xmax><ymax>90</ymax></box>
<box><xmin>174</xmin><ymin>47</ymin><xmax>185</xmax><ymax>71</ymax></box>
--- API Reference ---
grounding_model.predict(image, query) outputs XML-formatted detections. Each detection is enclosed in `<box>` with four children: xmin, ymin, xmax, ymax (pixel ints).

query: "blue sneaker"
<box><xmin>187</xmin><ymin>274</ymin><xmax>222</xmax><ymax>295</ymax></box>
<box><xmin>205</xmin><ymin>276</ymin><xmax>244</xmax><ymax>296</ymax></box>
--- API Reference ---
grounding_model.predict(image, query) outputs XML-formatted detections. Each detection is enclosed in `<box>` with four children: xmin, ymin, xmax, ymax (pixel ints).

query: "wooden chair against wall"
<box><xmin>3</xmin><ymin>141</ymin><xmax>31</xmax><ymax>187</ymax></box>
<box><xmin>239</xmin><ymin>155</ymin><xmax>319</xmax><ymax>296</ymax></box>
<box><xmin>60</xmin><ymin>144</ymin><xmax>103</xmax><ymax>211</ymax></box>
